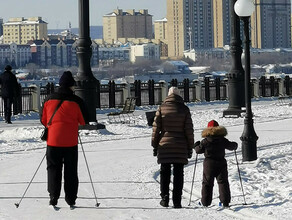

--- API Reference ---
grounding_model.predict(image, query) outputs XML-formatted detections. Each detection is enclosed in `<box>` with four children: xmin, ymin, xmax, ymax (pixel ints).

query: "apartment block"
<box><xmin>0</xmin><ymin>43</ymin><xmax>31</xmax><ymax>68</ymax></box>
<box><xmin>154</xmin><ymin>18</ymin><xmax>168</xmax><ymax>41</ymax></box>
<box><xmin>103</xmin><ymin>9</ymin><xmax>153</xmax><ymax>43</ymax></box>
<box><xmin>166</xmin><ymin>0</ymin><xmax>187</xmax><ymax>58</ymax></box>
<box><xmin>30</xmin><ymin>39</ymin><xmax>98</xmax><ymax>68</ymax></box>
<box><xmin>251</xmin><ymin>0</ymin><xmax>291</xmax><ymax>48</ymax></box>
<box><xmin>167</xmin><ymin>0</ymin><xmax>214</xmax><ymax>58</ymax></box>
<box><xmin>3</xmin><ymin>17</ymin><xmax>48</xmax><ymax>45</ymax></box>
<box><xmin>0</xmin><ymin>18</ymin><xmax>3</xmax><ymax>36</ymax></box>
<box><xmin>130</xmin><ymin>43</ymin><xmax>160</xmax><ymax>63</ymax></box>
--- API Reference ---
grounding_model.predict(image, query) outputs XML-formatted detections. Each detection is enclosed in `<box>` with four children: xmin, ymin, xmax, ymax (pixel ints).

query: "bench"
<box><xmin>107</xmin><ymin>97</ymin><xmax>136</xmax><ymax>123</ymax></box>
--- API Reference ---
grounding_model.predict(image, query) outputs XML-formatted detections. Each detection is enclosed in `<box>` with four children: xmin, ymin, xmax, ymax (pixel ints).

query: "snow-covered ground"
<box><xmin>0</xmin><ymin>98</ymin><xmax>291</xmax><ymax>220</ymax></box>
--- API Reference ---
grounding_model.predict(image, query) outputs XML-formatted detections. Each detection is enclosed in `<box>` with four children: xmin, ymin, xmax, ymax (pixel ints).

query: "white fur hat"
<box><xmin>168</xmin><ymin>86</ymin><xmax>180</xmax><ymax>96</ymax></box>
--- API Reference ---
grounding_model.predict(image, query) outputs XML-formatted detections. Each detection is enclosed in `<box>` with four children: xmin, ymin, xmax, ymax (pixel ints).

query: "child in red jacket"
<box><xmin>195</xmin><ymin>120</ymin><xmax>237</xmax><ymax>207</ymax></box>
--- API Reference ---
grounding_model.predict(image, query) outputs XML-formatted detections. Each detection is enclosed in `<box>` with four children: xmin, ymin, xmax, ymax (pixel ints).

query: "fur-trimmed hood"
<box><xmin>202</xmin><ymin>126</ymin><xmax>227</xmax><ymax>138</ymax></box>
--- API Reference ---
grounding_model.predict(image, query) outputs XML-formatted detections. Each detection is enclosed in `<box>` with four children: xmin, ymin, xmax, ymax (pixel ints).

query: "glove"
<box><xmin>153</xmin><ymin>148</ymin><xmax>158</xmax><ymax>156</ymax></box>
<box><xmin>188</xmin><ymin>150</ymin><xmax>193</xmax><ymax>158</ymax></box>
<box><xmin>194</xmin><ymin>141</ymin><xmax>201</xmax><ymax>148</ymax></box>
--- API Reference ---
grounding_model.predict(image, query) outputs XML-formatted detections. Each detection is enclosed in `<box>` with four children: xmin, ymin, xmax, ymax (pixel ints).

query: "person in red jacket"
<box><xmin>41</xmin><ymin>71</ymin><xmax>88</xmax><ymax>208</ymax></box>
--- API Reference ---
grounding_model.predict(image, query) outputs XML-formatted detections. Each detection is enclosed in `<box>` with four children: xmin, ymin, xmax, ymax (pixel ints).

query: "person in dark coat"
<box><xmin>40</xmin><ymin>71</ymin><xmax>88</xmax><ymax>207</ymax></box>
<box><xmin>152</xmin><ymin>87</ymin><xmax>194</xmax><ymax>208</ymax></box>
<box><xmin>0</xmin><ymin>65</ymin><xmax>19</xmax><ymax>124</ymax></box>
<box><xmin>195</xmin><ymin>120</ymin><xmax>237</xmax><ymax>207</ymax></box>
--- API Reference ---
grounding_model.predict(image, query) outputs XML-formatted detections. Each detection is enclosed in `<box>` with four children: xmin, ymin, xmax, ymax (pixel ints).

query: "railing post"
<box><xmin>260</xmin><ymin>76</ymin><xmax>266</xmax><ymax>97</ymax></box>
<box><xmin>30</xmin><ymin>85</ymin><xmax>40</xmax><ymax>112</ymax></box>
<box><xmin>195</xmin><ymin>79</ymin><xmax>202</xmax><ymax>101</ymax></box>
<box><xmin>278</xmin><ymin>78</ymin><xmax>284</xmax><ymax>96</ymax></box>
<box><xmin>204</xmin><ymin>77</ymin><xmax>210</xmax><ymax>102</ymax></box>
<box><xmin>215</xmin><ymin>77</ymin><xmax>221</xmax><ymax>100</ymax></box>
<box><xmin>171</xmin><ymin>79</ymin><xmax>178</xmax><ymax>87</ymax></box>
<box><xmin>270</xmin><ymin>76</ymin><xmax>275</xmax><ymax>97</ymax></box>
<box><xmin>109</xmin><ymin>80</ymin><xmax>115</xmax><ymax>108</ymax></box>
<box><xmin>284</xmin><ymin>75</ymin><xmax>290</xmax><ymax>96</ymax></box>
<box><xmin>122</xmin><ymin>82</ymin><xmax>131</xmax><ymax>103</ymax></box>
<box><xmin>134</xmin><ymin>80</ymin><xmax>141</xmax><ymax>106</ymax></box>
<box><xmin>183</xmin><ymin>78</ymin><xmax>190</xmax><ymax>102</ymax></box>
<box><xmin>13</xmin><ymin>83</ymin><xmax>22</xmax><ymax>115</ymax></box>
<box><xmin>148</xmin><ymin>79</ymin><xmax>155</xmax><ymax>105</ymax></box>
<box><xmin>96</xmin><ymin>80</ymin><xmax>100</xmax><ymax>108</ymax></box>
<box><xmin>253</xmin><ymin>78</ymin><xmax>259</xmax><ymax>98</ymax></box>
<box><xmin>160</xmin><ymin>80</ymin><xmax>168</xmax><ymax>102</ymax></box>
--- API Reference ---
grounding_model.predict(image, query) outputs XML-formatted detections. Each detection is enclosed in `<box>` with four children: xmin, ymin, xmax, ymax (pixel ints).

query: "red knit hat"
<box><xmin>207</xmin><ymin>120</ymin><xmax>219</xmax><ymax>128</ymax></box>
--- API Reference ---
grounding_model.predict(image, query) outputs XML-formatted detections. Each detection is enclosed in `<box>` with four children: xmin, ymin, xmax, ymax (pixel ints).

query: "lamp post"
<box><xmin>223</xmin><ymin>0</ymin><xmax>245</xmax><ymax>117</ymax></box>
<box><xmin>75</xmin><ymin>0</ymin><xmax>104</xmax><ymax>129</ymax></box>
<box><xmin>234</xmin><ymin>0</ymin><xmax>258</xmax><ymax>162</ymax></box>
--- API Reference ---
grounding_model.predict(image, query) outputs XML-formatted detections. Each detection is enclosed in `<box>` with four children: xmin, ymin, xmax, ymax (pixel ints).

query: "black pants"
<box><xmin>201</xmin><ymin>158</ymin><xmax>231</xmax><ymax>206</ymax></box>
<box><xmin>46</xmin><ymin>146</ymin><xmax>79</xmax><ymax>205</ymax></box>
<box><xmin>160</xmin><ymin>163</ymin><xmax>184</xmax><ymax>205</ymax></box>
<box><xmin>3</xmin><ymin>97</ymin><xmax>13</xmax><ymax>122</ymax></box>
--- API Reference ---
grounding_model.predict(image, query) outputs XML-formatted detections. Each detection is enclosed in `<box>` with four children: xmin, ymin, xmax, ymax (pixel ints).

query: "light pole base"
<box><xmin>223</xmin><ymin>108</ymin><xmax>244</xmax><ymax>118</ymax></box>
<box><xmin>240</xmin><ymin>117</ymin><xmax>258</xmax><ymax>162</ymax></box>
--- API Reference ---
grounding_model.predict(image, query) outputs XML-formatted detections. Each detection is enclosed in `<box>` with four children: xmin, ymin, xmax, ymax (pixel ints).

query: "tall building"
<box><xmin>212</xmin><ymin>0</ymin><xmax>232</xmax><ymax>48</ymax></box>
<box><xmin>166</xmin><ymin>0</ymin><xmax>187</xmax><ymax>58</ymax></box>
<box><xmin>251</xmin><ymin>0</ymin><xmax>291</xmax><ymax>48</ymax></box>
<box><xmin>3</xmin><ymin>17</ymin><xmax>47</xmax><ymax>45</ymax></box>
<box><xmin>103</xmin><ymin>9</ymin><xmax>153</xmax><ymax>43</ymax></box>
<box><xmin>0</xmin><ymin>18</ymin><xmax>3</xmax><ymax>36</ymax></box>
<box><xmin>167</xmin><ymin>0</ymin><xmax>214</xmax><ymax>58</ymax></box>
<box><xmin>154</xmin><ymin>18</ymin><xmax>168</xmax><ymax>41</ymax></box>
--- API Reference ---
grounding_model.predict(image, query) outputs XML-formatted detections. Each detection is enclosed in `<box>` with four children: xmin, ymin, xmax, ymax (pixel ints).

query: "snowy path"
<box><xmin>0</xmin><ymin>99</ymin><xmax>291</xmax><ymax>219</ymax></box>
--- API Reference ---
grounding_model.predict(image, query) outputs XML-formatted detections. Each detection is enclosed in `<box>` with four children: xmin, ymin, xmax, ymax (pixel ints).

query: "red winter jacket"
<box><xmin>41</xmin><ymin>87</ymin><xmax>87</xmax><ymax>147</ymax></box>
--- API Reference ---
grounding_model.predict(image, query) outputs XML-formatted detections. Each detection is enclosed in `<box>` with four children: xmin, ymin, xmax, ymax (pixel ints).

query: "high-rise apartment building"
<box><xmin>0</xmin><ymin>18</ymin><xmax>3</xmax><ymax>36</ymax></box>
<box><xmin>212</xmin><ymin>0</ymin><xmax>232</xmax><ymax>48</ymax></box>
<box><xmin>251</xmin><ymin>0</ymin><xmax>291</xmax><ymax>48</ymax></box>
<box><xmin>167</xmin><ymin>0</ymin><xmax>187</xmax><ymax>58</ymax></box>
<box><xmin>154</xmin><ymin>18</ymin><xmax>168</xmax><ymax>41</ymax></box>
<box><xmin>3</xmin><ymin>17</ymin><xmax>47</xmax><ymax>45</ymax></box>
<box><xmin>167</xmin><ymin>0</ymin><xmax>214</xmax><ymax>58</ymax></box>
<box><xmin>103</xmin><ymin>9</ymin><xmax>153</xmax><ymax>43</ymax></box>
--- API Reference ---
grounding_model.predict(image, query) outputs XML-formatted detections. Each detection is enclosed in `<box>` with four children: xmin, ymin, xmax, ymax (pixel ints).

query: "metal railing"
<box><xmin>0</xmin><ymin>75</ymin><xmax>291</xmax><ymax>117</ymax></box>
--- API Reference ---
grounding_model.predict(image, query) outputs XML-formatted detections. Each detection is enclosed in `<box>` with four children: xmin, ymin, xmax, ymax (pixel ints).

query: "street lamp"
<box><xmin>75</xmin><ymin>0</ymin><xmax>105</xmax><ymax>129</ymax></box>
<box><xmin>223</xmin><ymin>0</ymin><xmax>245</xmax><ymax>117</ymax></box>
<box><xmin>234</xmin><ymin>0</ymin><xmax>258</xmax><ymax>162</ymax></box>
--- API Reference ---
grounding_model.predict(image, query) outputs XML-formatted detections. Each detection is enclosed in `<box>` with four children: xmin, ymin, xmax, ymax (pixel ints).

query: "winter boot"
<box><xmin>160</xmin><ymin>195</ymin><xmax>169</xmax><ymax>207</ymax></box>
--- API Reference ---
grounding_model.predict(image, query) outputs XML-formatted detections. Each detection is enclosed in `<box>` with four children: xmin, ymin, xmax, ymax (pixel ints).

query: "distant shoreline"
<box><xmin>48</xmin><ymin>25</ymin><xmax>103</xmax><ymax>39</ymax></box>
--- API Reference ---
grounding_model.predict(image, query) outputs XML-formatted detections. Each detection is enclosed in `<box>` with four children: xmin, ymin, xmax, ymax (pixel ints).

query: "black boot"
<box><xmin>160</xmin><ymin>195</ymin><xmax>169</xmax><ymax>207</ymax></box>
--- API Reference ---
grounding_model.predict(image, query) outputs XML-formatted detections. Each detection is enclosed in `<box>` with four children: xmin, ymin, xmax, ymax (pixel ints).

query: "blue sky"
<box><xmin>1</xmin><ymin>0</ymin><xmax>291</xmax><ymax>30</ymax></box>
<box><xmin>0</xmin><ymin>0</ymin><xmax>166</xmax><ymax>29</ymax></box>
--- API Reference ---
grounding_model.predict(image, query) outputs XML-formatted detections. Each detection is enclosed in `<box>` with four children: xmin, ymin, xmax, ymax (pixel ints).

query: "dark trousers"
<box><xmin>3</xmin><ymin>97</ymin><xmax>13</xmax><ymax>122</ymax></box>
<box><xmin>160</xmin><ymin>163</ymin><xmax>184</xmax><ymax>205</ymax></box>
<box><xmin>201</xmin><ymin>158</ymin><xmax>231</xmax><ymax>206</ymax></box>
<box><xmin>46</xmin><ymin>146</ymin><xmax>79</xmax><ymax>205</ymax></box>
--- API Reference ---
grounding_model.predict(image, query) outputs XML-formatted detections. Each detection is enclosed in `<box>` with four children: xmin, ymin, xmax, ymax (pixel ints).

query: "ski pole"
<box><xmin>15</xmin><ymin>153</ymin><xmax>46</xmax><ymax>208</ymax></box>
<box><xmin>188</xmin><ymin>153</ymin><xmax>198</xmax><ymax>206</ymax></box>
<box><xmin>78</xmin><ymin>134</ymin><xmax>100</xmax><ymax>207</ymax></box>
<box><xmin>234</xmin><ymin>150</ymin><xmax>247</xmax><ymax>205</ymax></box>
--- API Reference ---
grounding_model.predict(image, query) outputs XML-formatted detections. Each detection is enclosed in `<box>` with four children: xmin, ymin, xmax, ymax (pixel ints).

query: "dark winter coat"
<box><xmin>0</xmin><ymin>70</ymin><xmax>19</xmax><ymax>98</ymax></box>
<box><xmin>152</xmin><ymin>94</ymin><xmax>194</xmax><ymax>165</ymax></box>
<box><xmin>40</xmin><ymin>86</ymin><xmax>88</xmax><ymax>147</ymax></box>
<box><xmin>195</xmin><ymin>126</ymin><xmax>237</xmax><ymax>160</ymax></box>
<box><xmin>195</xmin><ymin>125</ymin><xmax>238</xmax><ymax>206</ymax></box>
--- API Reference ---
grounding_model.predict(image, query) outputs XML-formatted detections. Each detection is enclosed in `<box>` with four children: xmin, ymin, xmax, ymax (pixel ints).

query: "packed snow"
<box><xmin>0</xmin><ymin>98</ymin><xmax>291</xmax><ymax>220</ymax></box>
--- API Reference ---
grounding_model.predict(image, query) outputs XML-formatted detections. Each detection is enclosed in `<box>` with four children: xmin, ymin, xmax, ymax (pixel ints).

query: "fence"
<box><xmin>0</xmin><ymin>75</ymin><xmax>291</xmax><ymax>117</ymax></box>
